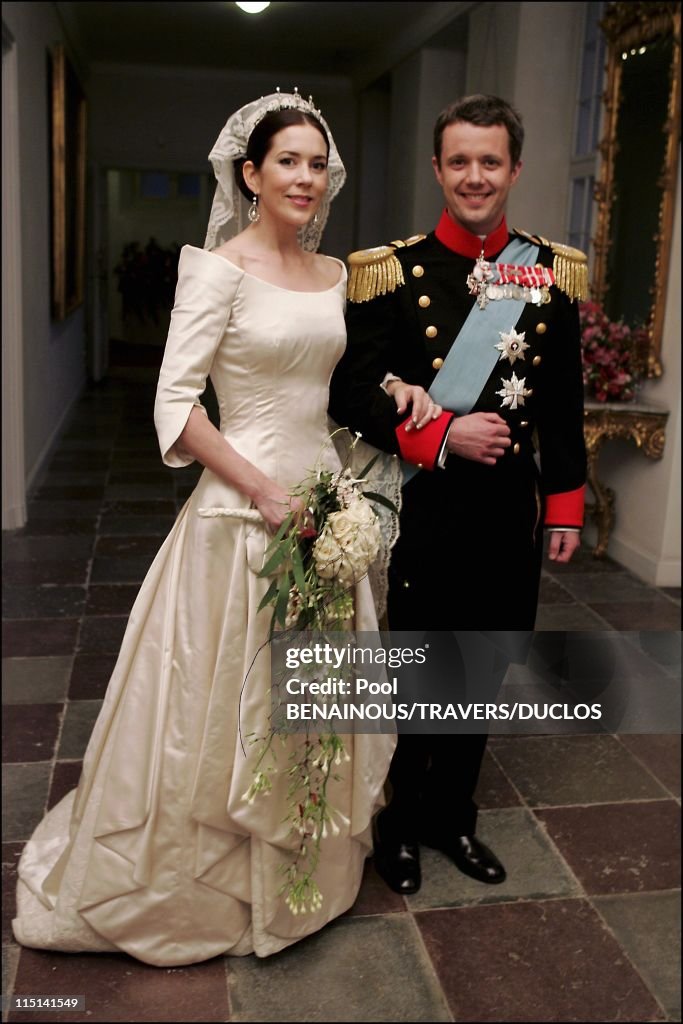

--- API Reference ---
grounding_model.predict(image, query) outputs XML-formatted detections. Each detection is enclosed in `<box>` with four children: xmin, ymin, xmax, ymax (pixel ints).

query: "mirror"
<box><xmin>592</xmin><ymin>1</ymin><xmax>681</xmax><ymax>378</ymax></box>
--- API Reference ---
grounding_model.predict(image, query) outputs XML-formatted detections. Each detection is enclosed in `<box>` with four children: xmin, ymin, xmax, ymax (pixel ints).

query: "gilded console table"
<box><xmin>583</xmin><ymin>400</ymin><xmax>669</xmax><ymax>558</ymax></box>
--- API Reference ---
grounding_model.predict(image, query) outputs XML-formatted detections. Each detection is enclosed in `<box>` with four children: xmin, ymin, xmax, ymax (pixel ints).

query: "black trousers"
<box><xmin>385</xmin><ymin>732</ymin><xmax>490</xmax><ymax>837</ymax></box>
<box><xmin>383</xmin><ymin>462</ymin><xmax>542</xmax><ymax>840</ymax></box>
<box><xmin>381</xmin><ymin>619</ymin><xmax>512</xmax><ymax>837</ymax></box>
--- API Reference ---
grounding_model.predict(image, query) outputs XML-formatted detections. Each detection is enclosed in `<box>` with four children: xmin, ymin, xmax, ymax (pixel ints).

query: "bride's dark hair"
<box><xmin>233</xmin><ymin>109</ymin><xmax>330</xmax><ymax>202</ymax></box>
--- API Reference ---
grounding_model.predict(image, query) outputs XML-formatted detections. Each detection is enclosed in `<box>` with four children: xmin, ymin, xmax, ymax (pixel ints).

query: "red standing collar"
<box><xmin>434</xmin><ymin>210</ymin><xmax>509</xmax><ymax>259</ymax></box>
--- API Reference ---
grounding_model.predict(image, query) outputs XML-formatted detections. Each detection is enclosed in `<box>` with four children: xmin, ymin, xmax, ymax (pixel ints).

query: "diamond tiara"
<box><xmin>251</xmin><ymin>87</ymin><xmax>323</xmax><ymax>131</ymax></box>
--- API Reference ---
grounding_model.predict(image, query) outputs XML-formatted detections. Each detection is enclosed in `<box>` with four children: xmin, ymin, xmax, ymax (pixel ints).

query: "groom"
<box><xmin>329</xmin><ymin>94</ymin><xmax>586</xmax><ymax>894</ymax></box>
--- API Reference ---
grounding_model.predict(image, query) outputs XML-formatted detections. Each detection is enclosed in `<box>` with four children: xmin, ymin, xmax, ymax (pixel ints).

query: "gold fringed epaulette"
<box><xmin>550</xmin><ymin>242</ymin><xmax>588</xmax><ymax>302</ymax></box>
<box><xmin>347</xmin><ymin>245</ymin><xmax>405</xmax><ymax>303</ymax></box>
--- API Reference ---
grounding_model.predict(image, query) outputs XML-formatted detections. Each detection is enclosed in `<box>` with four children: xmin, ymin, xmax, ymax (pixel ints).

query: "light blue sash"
<box><xmin>403</xmin><ymin>237</ymin><xmax>539</xmax><ymax>485</ymax></box>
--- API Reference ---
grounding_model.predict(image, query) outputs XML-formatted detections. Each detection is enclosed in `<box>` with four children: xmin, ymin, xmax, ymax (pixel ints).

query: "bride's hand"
<box><xmin>254</xmin><ymin>490</ymin><xmax>307</xmax><ymax>535</ymax></box>
<box><xmin>387</xmin><ymin>381</ymin><xmax>442</xmax><ymax>431</ymax></box>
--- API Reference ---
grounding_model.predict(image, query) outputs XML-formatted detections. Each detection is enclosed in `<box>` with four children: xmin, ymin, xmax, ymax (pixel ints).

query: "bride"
<box><xmin>13</xmin><ymin>91</ymin><xmax>397</xmax><ymax>966</ymax></box>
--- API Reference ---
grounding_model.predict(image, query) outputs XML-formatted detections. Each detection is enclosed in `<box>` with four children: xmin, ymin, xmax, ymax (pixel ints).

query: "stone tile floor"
<box><xmin>2</xmin><ymin>378</ymin><xmax>681</xmax><ymax>1021</ymax></box>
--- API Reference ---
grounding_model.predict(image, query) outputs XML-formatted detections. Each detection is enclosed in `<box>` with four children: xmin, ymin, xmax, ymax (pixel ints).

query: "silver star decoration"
<box><xmin>496</xmin><ymin>372</ymin><xmax>531</xmax><ymax>410</ymax></box>
<box><xmin>495</xmin><ymin>327</ymin><xmax>530</xmax><ymax>364</ymax></box>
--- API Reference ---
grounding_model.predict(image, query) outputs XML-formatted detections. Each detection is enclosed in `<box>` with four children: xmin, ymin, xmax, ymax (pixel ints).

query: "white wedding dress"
<box><xmin>13</xmin><ymin>246</ymin><xmax>396</xmax><ymax>966</ymax></box>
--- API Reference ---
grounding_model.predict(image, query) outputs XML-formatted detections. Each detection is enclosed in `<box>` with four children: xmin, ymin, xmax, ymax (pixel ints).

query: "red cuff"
<box><xmin>395</xmin><ymin>411</ymin><xmax>453</xmax><ymax>470</ymax></box>
<box><xmin>544</xmin><ymin>485</ymin><xmax>586</xmax><ymax>528</ymax></box>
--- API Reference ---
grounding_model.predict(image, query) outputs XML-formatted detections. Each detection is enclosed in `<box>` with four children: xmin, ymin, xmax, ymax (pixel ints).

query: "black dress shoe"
<box><xmin>422</xmin><ymin>833</ymin><xmax>506</xmax><ymax>885</ymax></box>
<box><xmin>372</xmin><ymin>812</ymin><xmax>421</xmax><ymax>895</ymax></box>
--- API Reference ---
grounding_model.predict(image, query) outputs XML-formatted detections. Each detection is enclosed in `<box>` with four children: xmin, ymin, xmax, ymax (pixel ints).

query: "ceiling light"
<box><xmin>235</xmin><ymin>2</ymin><xmax>271</xmax><ymax>13</ymax></box>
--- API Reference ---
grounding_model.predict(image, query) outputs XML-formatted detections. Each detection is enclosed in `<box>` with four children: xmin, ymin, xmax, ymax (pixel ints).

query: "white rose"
<box><xmin>312</xmin><ymin>526</ymin><xmax>344</xmax><ymax>580</ymax></box>
<box><xmin>346</xmin><ymin>497</ymin><xmax>377</xmax><ymax>528</ymax></box>
<box><xmin>332</xmin><ymin>504</ymin><xmax>381</xmax><ymax>585</ymax></box>
<box><xmin>337</xmin><ymin>547</ymin><xmax>367</xmax><ymax>587</ymax></box>
<box><xmin>314</xmin><ymin>499</ymin><xmax>381</xmax><ymax>586</ymax></box>
<box><xmin>329</xmin><ymin>498</ymin><xmax>377</xmax><ymax>543</ymax></box>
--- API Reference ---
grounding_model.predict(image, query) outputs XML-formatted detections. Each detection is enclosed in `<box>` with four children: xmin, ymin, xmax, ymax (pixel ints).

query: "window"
<box><xmin>574</xmin><ymin>3</ymin><xmax>606</xmax><ymax>158</ymax></box>
<box><xmin>567</xmin><ymin>3</ymin><xmax>606</xmax><ymax>258</ymax></box>
<box><xmin>178</xmin><ymin>174</ymin><xmax>200</xmax><ymax>198</ymax></box>
<box><xmin>138</xmin><ymin>172</ymin><xmax>200</xmax><ymax>201</ymax></box>
<box><xmin>140</xmin><ymin>172</ymin><xmax>171</xmax><ymax>199</ymax></box>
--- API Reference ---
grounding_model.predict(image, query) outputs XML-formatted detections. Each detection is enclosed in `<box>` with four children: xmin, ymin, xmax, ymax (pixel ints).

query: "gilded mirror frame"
<box><xmin>50</xmin><ymin>42</ymin><xmax>87</xmax><ymax>321</ymax></box>
<box><xmin>592</xmin><ymin>1</ymin><xmax>681</xmax><ymax>378</ymax></box>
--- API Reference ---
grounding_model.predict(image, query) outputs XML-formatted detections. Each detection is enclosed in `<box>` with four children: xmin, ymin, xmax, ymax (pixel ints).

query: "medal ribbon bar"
<box><xmin>494</xmin><ymin>264</ymin><xmax>555</xmax><ymax>288</ymax></box>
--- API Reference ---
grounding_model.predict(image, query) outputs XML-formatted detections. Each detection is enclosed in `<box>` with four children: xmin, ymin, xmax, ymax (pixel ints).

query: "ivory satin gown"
<box><xmin>13</xmin><ymin>246</ymin><xmax>395</xmax><ymax>965</ymax></box>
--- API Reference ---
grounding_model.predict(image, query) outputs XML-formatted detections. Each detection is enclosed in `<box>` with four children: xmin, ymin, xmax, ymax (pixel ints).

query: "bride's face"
<box><xmin>246</xmin><ymin>123</ymin><xmax>329</xmax><ymax>229</ymax></box>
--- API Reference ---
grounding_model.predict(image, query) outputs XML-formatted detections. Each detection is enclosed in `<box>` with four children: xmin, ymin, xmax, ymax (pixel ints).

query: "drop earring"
<box><xmin>312</xmin><ymin>211</ymin><xmax>320</xmax><ymax>225</ymax></box>
<box><xmin>248</xmin><ymin>195</ymin><xmax>260</xmax><ymax>223</ymax></box>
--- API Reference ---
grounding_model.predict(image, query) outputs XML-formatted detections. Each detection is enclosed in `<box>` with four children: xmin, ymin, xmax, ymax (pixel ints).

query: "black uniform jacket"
<box><xmin>329</xmin><ymin>213</ymin><xmax>587</xmax><ymax>632</ymax></box>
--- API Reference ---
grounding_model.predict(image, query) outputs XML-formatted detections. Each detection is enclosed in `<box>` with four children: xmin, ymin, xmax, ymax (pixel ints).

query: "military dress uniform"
<box><xmin>329</xmin><ymin>211</ymin><xmax>587</xmax><ymax>856</ymax></box>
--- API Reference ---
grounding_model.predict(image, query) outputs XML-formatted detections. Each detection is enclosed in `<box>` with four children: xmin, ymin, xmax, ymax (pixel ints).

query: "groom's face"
<box><xmin>432</xmin><ymin>121</ymin><xmax>522</xmax><ymax>238</ymax></box>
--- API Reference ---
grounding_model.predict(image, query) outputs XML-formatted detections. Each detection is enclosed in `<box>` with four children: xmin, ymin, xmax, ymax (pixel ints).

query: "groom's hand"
<box><xmin>547</xmin><ymin>530</ymin><xmax>581</xmax><ymax>563</ymax></box>
<box><xmin>446</xmin><ymin>413</ymin><xmax>511</xmax><ymax>465</ymax></box>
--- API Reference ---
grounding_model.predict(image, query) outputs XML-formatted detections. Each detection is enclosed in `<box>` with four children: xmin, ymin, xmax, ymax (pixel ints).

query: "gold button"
<box><xmin>533</xmin><ymin>355</ymin><xmax>542</xmax><ymax>366</ymax></box>
<box><xmin>412</xmin><ymin>265</ymin><xmax>424</xmax><ymax>278</ymax></box>
<box><xmin>417</xmin><ymin>463</ymin><xmax>423</xmax><ymax>469</ymax></box>
<box><xmin>403</xmin><ymin>580</ymin><xmax>410</xmax><ymax>588</ymax></box>
<box><xmin>520</xmin><ymin>420</ymin><xmax>529</xmax><ymax>427</ymax></box>
<box><xmin>513</xmin><ymin>443</ymin><xmax>520</xmax><ymax>455</ymax></box>
<box><xmin>535</xmin><ymin>322</ymin><xmax>547</xmax><ymax>334</ymax></box>
<box><xmin>432</xmin><ymin>357</ymin><xmax>444</xmax><ymax>370</ymax></box>
<box><xmin>418</xmin><ymin>295</ymin><xmax>431</xmax><ymax>308</ymax></box>
<box><xmin>425</xmin><ymin>325</ymin><xmax>438</xmax><ymax>339</ymax></box>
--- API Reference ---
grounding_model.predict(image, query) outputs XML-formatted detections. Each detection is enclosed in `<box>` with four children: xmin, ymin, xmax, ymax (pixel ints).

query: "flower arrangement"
<box><xmin>256</xmin><ymin>432</ymin><xmax>392</xmax><ymax>634</ymax></box>
<box><xmin>579</xmin><ymin>300</ymin><xmax>645</xmax><ymax>402</ymax></box>
<box><xmin>243</xmin><ymin>431</ymin><xmax>397</xmax><ymax>915</ymax></box>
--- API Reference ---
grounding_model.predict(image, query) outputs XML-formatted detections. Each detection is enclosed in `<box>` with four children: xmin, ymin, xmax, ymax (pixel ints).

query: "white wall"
<box><xmin>412</xmin><ymin>47</ymin><xmax>468</xmax><ymax>234</ymax></box>
<box><xmin>467</xmin><ymin>1</ymin><xmax>582</xmax><ymax>242</ymax></box>
<box><xmin>593</xmin><ymin>166</ymin><xmax>681</xmax><ymax>586</ymax></box>
<box><xmin>354</xmin><ymin>83</ymin><xmax>392</xmax><ymax>250</ymax></box>
<box><xmin>386</xmin><ymin>46</ymin><xmax>467</xmax><ymax>241</ymax></box>
<box><xmin>2</xmin><ymin>2</ymin><xmax>87</xmax><ymax>491</ymax></box>
<box><xmin>386</xmin><ymin>51</ymin><xmax>422</xmax><ymax>241</ymax></box>
<box><xmin>506</xmin><ymin>3</ymin><xmax>583</xmax><ymax>241</ymax></box>
<box><xmin>466</xmin><ymin>2</ymin><xmax>521</xmax><ymax>104</ymax></box>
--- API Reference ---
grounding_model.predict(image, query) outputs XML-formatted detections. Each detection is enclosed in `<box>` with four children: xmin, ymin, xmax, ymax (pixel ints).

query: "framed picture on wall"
<box><xmin>50</xmin><ymin>42</ymin><xmax>86</xmax><ymax>321</ymax></box>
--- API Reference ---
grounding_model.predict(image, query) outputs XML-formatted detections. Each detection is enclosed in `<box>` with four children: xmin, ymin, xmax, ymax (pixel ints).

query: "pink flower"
<box><xmin>579</xmin><ymin>301</ymin><xmax>641</xmax><ymax>402</ymax></box>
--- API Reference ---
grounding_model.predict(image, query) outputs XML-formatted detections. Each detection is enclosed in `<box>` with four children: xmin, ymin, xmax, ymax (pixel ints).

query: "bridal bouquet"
<box><xmin>244</xmin><ymin>431</ymin><xmax>397</xmax><ymax>915</ymax></box>
<box><xmin>256</xmin><ymin>430</ymin><xmax>395</xmax><ymax>634</ymax></box>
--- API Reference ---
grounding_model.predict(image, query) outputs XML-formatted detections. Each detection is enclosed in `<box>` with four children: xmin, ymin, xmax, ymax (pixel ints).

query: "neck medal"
<box><xmin>467</xmin><ymin>254</ymin><xmax>555</xmax><ymax>309</ymax></box>
<box><xmin>466</xmin><ymin>251</ymin><xmax>496</xmax><ymax>309</ymax></box>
